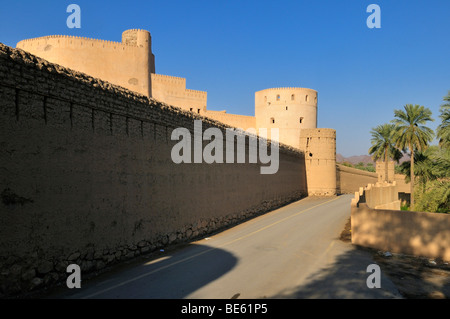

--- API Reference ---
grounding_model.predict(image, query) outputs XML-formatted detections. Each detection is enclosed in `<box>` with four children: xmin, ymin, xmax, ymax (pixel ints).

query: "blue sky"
<box><xmin>1</xmin><ymin>0</ymin><xmax>449</xmax><ymax>156</ymax></box>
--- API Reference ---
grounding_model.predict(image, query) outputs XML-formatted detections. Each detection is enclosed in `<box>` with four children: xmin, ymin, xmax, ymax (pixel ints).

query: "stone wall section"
<box><xmin>0</xmin><ymin>43</ymin><xmax>307</xmax><ymax>297</ymax></box>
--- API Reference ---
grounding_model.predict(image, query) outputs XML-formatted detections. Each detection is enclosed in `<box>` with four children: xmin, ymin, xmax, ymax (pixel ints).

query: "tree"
<box><xmin>437</xmin><ymin>91</ymin><xmax>450</xmax><ymax>149</ymax></box>
<box><xmin>391</xmin><ymin>104</ymin><xmax>434</xmax><ymax>210</ymax></box>
<box><xmin>368</xmin><ymin>123</ymin><xmax>402</xmax><ymax>182</ymax></box>
<box><xmin>399</xmin><ymin>146</ymin><xmax>450</xmax><ymax>213</ymax></box>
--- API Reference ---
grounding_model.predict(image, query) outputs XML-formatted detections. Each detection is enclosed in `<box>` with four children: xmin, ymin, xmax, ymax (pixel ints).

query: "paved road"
<box><xmin>50</xmin><ymin>195</ymin><xmax>401</xmax><ymax>299</ymax></box>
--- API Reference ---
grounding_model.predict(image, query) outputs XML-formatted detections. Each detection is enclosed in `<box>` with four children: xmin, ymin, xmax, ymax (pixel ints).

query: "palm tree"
<box><xmin>437</xmin><ymin>91</ymin><xmax>450</xmax><ymax>149</ymax></box>
<box><xmin>398</xmin><ymin>147</ymin><xmax>437</xmax><ymax>191</ymax></box>
<box><xmin>368</xmin><ymin>123</ymin><xmax>402</xmax><ymax>182</ymax></box>
<box><xmin>391</xmin><ymin>104</ymin><xmax>434</xmax><ymax>210</ymax></box>
<box><xmin>399</xmin><ymin>146</ymin><xmax>450</xmax><ymax>213</ymax></box>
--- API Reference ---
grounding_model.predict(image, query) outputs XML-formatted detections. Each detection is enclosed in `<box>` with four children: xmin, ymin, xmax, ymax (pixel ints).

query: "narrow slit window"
<box><xmin>305</xmin><ymin>95</ymin><xmax>309</xmax><ymax>102</ymax></box>
<box><xmin>300</xmin><ymin>117</ymin><xmax>304</xmax><ymax>124</ymax></box>
<box><xmin>271</xmin><ymin>117</ymin><xmax>275</xmax><ymax>124</ymax></box>
<box><xmin>291</xmin><ymin>94</ymin><xmax>295</xmax><ymax>101</ymax></box>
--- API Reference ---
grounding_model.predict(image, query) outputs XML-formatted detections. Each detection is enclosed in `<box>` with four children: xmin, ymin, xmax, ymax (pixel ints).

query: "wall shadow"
<box><xmin>267</xmin><ymin>246</ymin><xmax>402</xmax><ymax>299</ymax></box>
<box><xmin>50</xmin><ymin>243</ymin><xmax>238</xmax><ymax>299</ymax></box>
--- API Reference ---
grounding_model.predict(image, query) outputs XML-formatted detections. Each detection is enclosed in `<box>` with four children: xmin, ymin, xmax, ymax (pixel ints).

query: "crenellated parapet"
<box><xmin>16</xmin><ymin>29</ymin><xmax>155</xmax><ymax>97</ymax></box>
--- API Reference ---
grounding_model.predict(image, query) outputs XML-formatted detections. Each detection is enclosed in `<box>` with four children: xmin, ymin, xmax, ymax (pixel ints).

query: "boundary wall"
<box><xmin>0</xmin><ymin>43</ymin><xmax>307</xmax><ymax>296</ymax></box>
<box><xmin>351</xmin><ymin>183</ymin><xmax>450</xmax><ymax>261</ymax></box>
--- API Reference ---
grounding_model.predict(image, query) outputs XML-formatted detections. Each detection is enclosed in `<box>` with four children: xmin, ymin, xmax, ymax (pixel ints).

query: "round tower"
<box><xmin>16</xmin><ymin>29</ymin><xmax>155</xmax><ymax>98</ymax></box>
<box><xmin>255</xmin><ymin>87</ymin><xmax>318</xmax><ymax>149</ymax></box>
<box><xmin>298</xmin><ymin>128</ymin><xmax>337</xmax><ymax>196</ymax></box>
<box><xmin>122</xmin><ymin>29</ymin><xmax>151</xmax><ymax>49</ymax></box>
<box><xmin>122</xmin><ymin>29</ymin><xmax>156</xmax><ymax>76</ymax></box>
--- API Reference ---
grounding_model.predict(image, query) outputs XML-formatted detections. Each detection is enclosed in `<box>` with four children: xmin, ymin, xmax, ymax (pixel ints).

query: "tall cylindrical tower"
<box><xmin>122</xmin><ymin>29</ymin><xmax>155</xmax><ymax>95</ymax></box>
<box><xmin>298</xmin><ymin>128</ymin><xmax>337</xmax><ymax>196</ymax></box>
<box><xmin>255</xmin><ymin>87</ymin><xmax>318</xmax><ymax>149</ymax></box>
<box><xmin>122</xmin><ymin>29</ymin><xmax>151</xmax><ymax>48</ymax></box>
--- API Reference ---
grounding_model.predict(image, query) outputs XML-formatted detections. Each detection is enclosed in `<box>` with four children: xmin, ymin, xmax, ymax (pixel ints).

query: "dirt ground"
<box><xmin>340</xmin><ymin>218</ymin><xmax>450</xmax><ymax>299</ymax></box>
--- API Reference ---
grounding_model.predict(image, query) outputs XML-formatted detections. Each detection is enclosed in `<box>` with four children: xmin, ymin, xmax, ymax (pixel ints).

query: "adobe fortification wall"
<box><xmin>204</xmin><ymin>110</ymin><xmax>256</xmax><ymax>131</ymax></box>
<box><xmin>0</xmin><ymin>43</ymin><xmax>307</xmax><ymax>296</ymax></box>
<box><xmin>336</xmin><ymin>164</ymin><xmax>378</xmax><ymax>194</ymax></box>
<box><xmin>151</xmin><ymin>73</ymin><xmax>207</xmax><ymax>114</ymax></box>
<box><xmin>351</xmin><ymin>183</ymin><xmax>450</xmax><ymax>261</ymax></box>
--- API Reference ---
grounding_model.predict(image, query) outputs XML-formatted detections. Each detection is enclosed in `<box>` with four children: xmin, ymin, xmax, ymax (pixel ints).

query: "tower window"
<box><xmin>276</xmin><ymin>95</ymin><xmax>280</xmax><ymax>101</ymax></box>
<box><xmin>305</xmin><ymin>95</ymin><xmax>309</xmax><ymax>102</ymax></box>
<box><xmin>291</xmin><ymin>94</ymin><xmax>295</xmax><ymax>100</ymax></box>
<box><xmin>286</xmin><ymin>106</ymin><xmax>288</xmax><ymax>110</ymax></box>
<box><xmin>300</xmin><ymin>117</ymin><xmax>304</xmax><ymax>124</ymax></box>
<box><xmin>197</xmin><ymin>109</ymin><xmax>201</xmax><ymax>114</ymax></box>
<box><xmin>190</xmin><ymin>108</ymin><xmax>193</xmax><ymax>112</ymax></box>
<box><xmin>270</xmin><ymin>117</ymin><xmax>275</xmax><ymax>124</ymax></box>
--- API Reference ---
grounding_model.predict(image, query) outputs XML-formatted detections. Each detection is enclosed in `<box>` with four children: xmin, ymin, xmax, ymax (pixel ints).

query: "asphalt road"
<box><xmin>50</xmin><ymin>194</ymin><xmax>401</xmax><ymax>299</ymax></box>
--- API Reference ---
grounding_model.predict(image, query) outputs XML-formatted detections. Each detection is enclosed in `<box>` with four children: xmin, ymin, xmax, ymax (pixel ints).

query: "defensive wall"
<box><xmin>336</xmin><ymin>164</ymin><xmax>409</xmax><ymax>195</ymax></box>
<box><xmin>15</xmin><ymin>30</ymin><xmax>336</xmax><ymax>185</ymax></box>
<box><xmin>151</xmin><ymin>73</ymin><xmax>207</xmax><ymax>114</ymax></box>
<box><xmin>0</xmin><ymin>43</ymin><xmax>308</xmax><ymax>296</ymax></box>
<box><xmin>351</xmin><ymin>183</ymin><xmax>450</xmax><ymax>261</ymax></box>
<box><xmin>16</xmin><ymin>29</ymin><xmax>210</xmax><ymax>115</ymax></box>
<box><xmin>336</xmin><ymin>164</ymin><xmax>377</xmax><ymax>194</ymax></box>
<box><xmin>204</xmin><ymin>110</ymin><xmax>256</xmax><ymax>131</ymax></box>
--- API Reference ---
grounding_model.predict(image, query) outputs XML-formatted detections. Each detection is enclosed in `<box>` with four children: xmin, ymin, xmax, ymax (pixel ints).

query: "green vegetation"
<box><xmin>398</xmin><ymin>146</ymin><xmax>450</xmax><ymax>213</ymax></box>
<box><xmin>368</xmin><ymin>123</ymin><xmax>403</xmax><ymax>181</ymax></box>
<box><xmin>437</xmin><ymin>91</ymin><xmax>450</xmax><ymax>149</ymax></box>
<box><xmin>391</xmin><ymin>104</ymin><xmax>435</xmax><ymax>210</ymax></box>
<box><xmin>340</xmin><ymin>161</ymin><xmax>375</xmax><ymax>172</ymax></box>
<box><xmin>370</xmin><ymin>92</ymin><xmax>450</xmax><ymax>213</ymax></box>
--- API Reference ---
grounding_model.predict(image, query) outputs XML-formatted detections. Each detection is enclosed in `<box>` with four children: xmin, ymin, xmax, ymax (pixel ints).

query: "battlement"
<box><xmin>300</xmin><ymin>128</ymin><xmax>336</xmax><ymax>139</ymax></box>
<box><xmin>16</xmin><ymin>30</ymin><xmax>154</xmax><ymax>97</ymax></box>
<box><xmin>185</xmin><ymin>89</ymin><xmax>207</xmax><ymax>96</ymax></box>
<box><xmin>151</xmin><ymin>73</ymin><xmax>187</xmax><ymax>83</ymax></box>
<box><xmin>17</xmin><ymin>30</ymin><xmax>152</xmax><ymax>51</ymax></box>
<box><xmin>18</xmin><ymin>35</ymin><xmax>122</xmax><ymax>45</ymax></box>
<box><xmin>122</xmin><ymin>28</ymin><xmax>149</xmax><ymax>33</ymax></box>
<box><xmin>256</xmin><ymin>87</ymin><xmax>317</xmax><ymax>93</ymax></box>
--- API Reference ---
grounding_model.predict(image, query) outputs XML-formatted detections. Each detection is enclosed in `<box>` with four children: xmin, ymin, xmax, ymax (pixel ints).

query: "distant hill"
<box><xmin>337</xmin><ymin>154</ymin><xmax>374</xmax><ymax>165</ymax></box>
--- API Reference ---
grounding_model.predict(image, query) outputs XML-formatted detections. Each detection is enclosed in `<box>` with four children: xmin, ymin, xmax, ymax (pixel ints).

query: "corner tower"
<box><xmin>298</xmin><ymin>128</ymin><xmax>337</xmax><ymax>196</ymax></box>
<box><xmin>255</xmin><ymin>87</ymin><xmax>318</xmax><ymax>149</ymax></box>
<box><xmin>16</xmin><ymin>29</ymin><xmax>155</xmax><ymax>97</ymax></box>
<box><xmin>122</xmin><ymin>29</ymin><xmax>156</xmax><ymax>74</ymax></box>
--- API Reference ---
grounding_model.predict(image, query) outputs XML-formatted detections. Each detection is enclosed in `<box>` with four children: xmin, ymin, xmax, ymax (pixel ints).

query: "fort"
<box><xmin>0</xmin><ymin>29</ymin><xmax>394</xmax><ymax>296</ymax></box>
<box><xmin>16</xmin><ymin>29</ymin><xmax>335</xmax><ymax>196</ymax></box>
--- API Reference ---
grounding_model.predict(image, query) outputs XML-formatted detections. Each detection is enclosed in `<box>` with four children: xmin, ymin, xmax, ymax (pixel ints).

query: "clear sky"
<box><xmin>1</xmin><ymin>0</ymin><xmax>449</xmax><ymax>156</ymax></box>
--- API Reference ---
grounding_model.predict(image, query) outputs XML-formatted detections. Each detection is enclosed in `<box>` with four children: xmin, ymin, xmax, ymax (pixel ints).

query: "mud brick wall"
<box><xmin>0</xmin><ymin>43</ymin><xmax>307</xmax><ymax>296</ymax></box>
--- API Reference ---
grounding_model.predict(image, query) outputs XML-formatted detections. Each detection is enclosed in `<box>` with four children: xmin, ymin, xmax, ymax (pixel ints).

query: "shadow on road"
<box><xmin>49</xmin><ymin>243</ymin><xmax>238</xmax><ymax>299</ymax></box>
<box><xmin>268</xmin><ymin>245</ymin><xmax>402</xmax><ymax>299</ymax></box>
